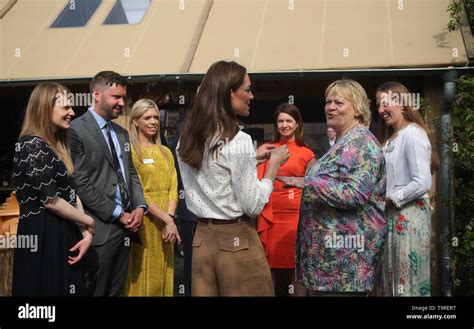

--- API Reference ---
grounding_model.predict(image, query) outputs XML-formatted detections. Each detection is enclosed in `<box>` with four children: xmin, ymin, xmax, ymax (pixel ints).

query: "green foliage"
<box><xmin>447</xmin><ymin>0</ymin><xmax>474</xmax><ymax>32</ymax></box>
<box><xmin>448</xmin><ymin>0</ymin><xmax>463</xmax><ymax>32</ymax></box>
<box><xmin>452</xmin><ymin>75</ymin><xmax>474</xmax><ymax>296</ymax></box>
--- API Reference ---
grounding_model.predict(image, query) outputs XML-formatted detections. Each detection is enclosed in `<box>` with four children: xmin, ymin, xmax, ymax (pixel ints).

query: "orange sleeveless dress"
<box><xmin>257</xmin><ymin>140</ymin><xmax>315</xmax><ymax>269</ymax></box>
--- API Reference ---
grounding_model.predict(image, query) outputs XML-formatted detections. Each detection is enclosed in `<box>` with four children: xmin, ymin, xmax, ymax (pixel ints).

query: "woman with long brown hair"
<box><xmin>177</xmin><ymin>60</ymin><xmax>289</xmax><ymax>296</ymax></box>
<box><xmin>12</xmin><ymin>82</ymin><xmax>95</xmax><ymax>296</ymax></box>
<box><xmin>376</xmin><ymin>82</ymin><xmax>438</xmax><ymax>296</ymax></box>
<box><xmin>125</xmin><ymin>99</ymin><xmax>180</xmax><ymax>296</ymax></box>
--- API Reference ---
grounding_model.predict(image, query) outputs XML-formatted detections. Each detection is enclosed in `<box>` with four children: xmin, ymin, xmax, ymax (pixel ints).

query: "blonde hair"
<box><xmin>325</xmin><ymin>78</ymin><xmax>371</xmax><ymax>126</ymax></box>
<box><xmin>129</xmin><ymin>99</ymin><xmax>169</xmax><ymax>162</ymax></box>
<box><xmin>20</xmin><ymin>82</ymin><xmax>74</xmax><ymax>174</ymax></box>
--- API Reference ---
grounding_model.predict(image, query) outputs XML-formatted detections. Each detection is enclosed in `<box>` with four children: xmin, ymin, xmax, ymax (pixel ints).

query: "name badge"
<box><xmin>143</xmin><ymin>158</ymin><xmax>155</xmax><ymax>164</ymax></box>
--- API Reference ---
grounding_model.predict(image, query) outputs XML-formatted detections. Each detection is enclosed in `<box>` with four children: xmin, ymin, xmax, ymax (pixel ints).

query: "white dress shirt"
<box><xmin>177</xmin><ymin>130</ymin><xmax>273</xmax><ymax>219</ymax></box>
<box><xmin>383</xmin><ymin>123</ymin><xmax>432</xmax><ymax>208</ymax></box>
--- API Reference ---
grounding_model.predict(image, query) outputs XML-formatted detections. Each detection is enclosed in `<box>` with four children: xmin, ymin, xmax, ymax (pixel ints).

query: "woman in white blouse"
<box><xmin>177</xmin><ymin>61</ymin><xmax>289</xmax><ymax>296</ymax></box>
<box><xmin>376</xmin><ymin>82</ymin><xmax>438</xmax><ymax>296</ymax></box>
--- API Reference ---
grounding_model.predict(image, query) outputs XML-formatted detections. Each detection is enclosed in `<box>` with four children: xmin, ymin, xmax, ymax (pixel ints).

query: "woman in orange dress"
<box><xmin>257</xmin><ymin>103</ymin><xmax>315</xmax><ymax>296</ymax></box>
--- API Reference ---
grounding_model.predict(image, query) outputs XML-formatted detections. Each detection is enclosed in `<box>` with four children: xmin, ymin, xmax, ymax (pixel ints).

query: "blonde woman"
<box><xmin>295</xmin><ymin>78</ymin><xmax>386</xmax><ymax>296</ymax></box>
<box><xmin>12</xmin><ymin>82</ymin><xmax>95</xmax><ymax>296</ymax></box>
<box><xmin>125</xmin><ymin>99</ymin><xmax>180</xmax><ymax>296</ymax></box>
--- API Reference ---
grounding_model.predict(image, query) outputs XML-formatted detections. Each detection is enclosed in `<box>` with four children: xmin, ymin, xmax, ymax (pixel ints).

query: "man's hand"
<box><xmin>128</xmin><ymin>208</ymin><xmax>144</xmax><ymax>232</ymax></box>
<box><xmin>118</xmin><ymin>212</ymin><xmax>133</xmax><ymax>229</ymax></box>
<box><xmin>256</xmin><ymin>144</ymin><xmax>276</xmax><ymax>164</ymax></box>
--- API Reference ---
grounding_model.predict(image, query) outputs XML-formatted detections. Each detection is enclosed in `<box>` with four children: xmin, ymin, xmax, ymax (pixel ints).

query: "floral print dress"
<box><xmin>380</xmin><ymin>124</ymin><xmax>433</xmax><ymax>296</ymax></box>
<box><xmin>381</xmin><ymin>199</ymin><xmax>431</xmax><ymax>296</ymax></box>
<box><xmin>295</xmin><ymin>127</ymin><xmax>387</xmax><ymax>292</ymax></box>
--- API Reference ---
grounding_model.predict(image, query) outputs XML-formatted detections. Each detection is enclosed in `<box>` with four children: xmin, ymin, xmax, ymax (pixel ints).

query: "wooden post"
<box><xmin>0</xmin><ymin>192</ymin><xmax>19</xmax><ymax>296</ymax></box>
<box><xmin>0</xmin><ymin>249</ymin><xmax>14</xmax><ymax>296</ymax></box>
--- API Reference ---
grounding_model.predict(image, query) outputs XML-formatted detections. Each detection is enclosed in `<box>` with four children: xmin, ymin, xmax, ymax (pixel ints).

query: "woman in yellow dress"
<box><xmin>125</xmin><ymin>99</ymin><xmax>181</xmax><ymax>296</ymax></box>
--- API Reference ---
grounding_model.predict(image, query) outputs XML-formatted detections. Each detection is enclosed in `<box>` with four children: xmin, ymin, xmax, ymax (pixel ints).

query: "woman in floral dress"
<box><xmin>293</xmin><ymin>78</ymin><xmax>387</xmax><ymax>295</ymax></box>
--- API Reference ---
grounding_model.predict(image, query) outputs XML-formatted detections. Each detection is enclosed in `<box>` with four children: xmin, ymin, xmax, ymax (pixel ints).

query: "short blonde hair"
<box><xmin>325</xmin><ymin>78</ymin><xmax>371</xmax><ymax>126</ymax></box>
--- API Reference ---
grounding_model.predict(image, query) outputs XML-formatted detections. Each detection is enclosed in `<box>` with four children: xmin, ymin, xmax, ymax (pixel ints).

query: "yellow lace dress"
<box><xmin>125</xmin><ymin>144</ymin><xmax>178</xmax><ymax>296</ymax></box>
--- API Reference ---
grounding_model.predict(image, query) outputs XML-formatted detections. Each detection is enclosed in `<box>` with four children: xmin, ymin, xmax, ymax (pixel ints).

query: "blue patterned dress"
<box><xmin>296</xmin><ymin>127</ymin><xmax>387</xmax><ymax>292</ymax></box>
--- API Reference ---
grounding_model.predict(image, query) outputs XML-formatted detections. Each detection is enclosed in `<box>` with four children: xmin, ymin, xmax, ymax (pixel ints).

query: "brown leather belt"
<box><xmin>198</xmin><ymin>215</ymin><xmax>251</xmax><ymax>225</ymax></box>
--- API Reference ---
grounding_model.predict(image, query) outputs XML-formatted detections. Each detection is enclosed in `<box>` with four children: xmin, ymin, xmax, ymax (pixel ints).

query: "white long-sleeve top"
<box><xmin>177</xmin><ymin>130</ymin><xmax>273</xmax><ymax>219</ymax></box>
<box><xmin>383</xmin><ymin>123</ymin><xmax>432</xmax><ymax>208</ymax></box>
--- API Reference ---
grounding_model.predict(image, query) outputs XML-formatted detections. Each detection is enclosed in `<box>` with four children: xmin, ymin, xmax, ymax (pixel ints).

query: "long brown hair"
<box><xmin>20</xmin><ymin>82</ymin><xmax>74</xmax><ymax>174</ymax></box>
<box><xmin>271</xmin><ymin>103</ymin><xmax>305</xmax><ymax>146</ymax></box>
<box><xmin>178</xmin><ymin>61</ymin><xmax>245</xmax><ymax>169</ymax></box>
<box><xmin>129</xmin><ymin>99</ymin><xmax>169</xmax><ymax>163</ymax></box>
<box><xmin>377</xmin><ymin>82</ymin><xmax>439</xmax><ymax>173</ymax></box>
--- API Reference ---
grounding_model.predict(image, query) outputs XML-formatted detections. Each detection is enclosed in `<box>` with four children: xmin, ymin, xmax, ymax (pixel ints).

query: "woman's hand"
<box><xmin>68</xmin><ymin>230</ymin><xmax>93</xmax><ymax>265</ymax></box>
<box><xmin>270</xmin><ymin>145</ymin><xmax>290</xmax><ymax>166</ymax></box>
<box><xmin>162</xmin><ymin>216</ymin><xmax>182</xmax><ymax>244</ymax></box>
<box><xmin>276</xmin><ymin>176</ymin><xmax>305</xmax><ymax>189</ymax></box>
<box><xmin>256</xmin><ymin>143</ymin><xmax>276</xmax><ymax>164</ymax></box>
<box><xmin>263</xmin><ymin>145</ymin><xmax>290</xmax><ymax>182</ymax></box>
<box><xmin>84</xmin><ymin>214</ymin><xmax>96</xmax><ymax>236</ymax></box>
